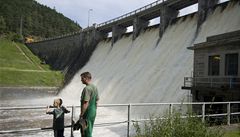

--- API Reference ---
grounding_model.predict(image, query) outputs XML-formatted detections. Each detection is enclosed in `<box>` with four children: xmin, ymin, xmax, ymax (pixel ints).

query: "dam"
<box><xmin>1</xmin><ymin>0</ymin><xmax>240</xmax><ymax>137</ymax></box>
<box><xmin>57</xmin><ymin>0</ymin><xmax>240</xmax><ymax>105</ymax></box>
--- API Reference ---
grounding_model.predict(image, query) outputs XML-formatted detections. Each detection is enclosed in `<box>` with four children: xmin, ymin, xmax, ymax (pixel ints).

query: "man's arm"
<box><xmin>80</xmin><ymin>101</ymin><xmax>89</xmax><ymax>118</ymax></box>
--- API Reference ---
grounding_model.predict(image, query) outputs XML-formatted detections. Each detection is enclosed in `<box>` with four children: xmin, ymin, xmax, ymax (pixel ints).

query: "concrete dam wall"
<box><xmin>27</xmin><ymin>0</ymin><xmax>226</xmax><ymax>83</ymax></box>
<box><xmin>59</xmin><ymin>1</ymin><xmax>240</xmax><ymax>105</ymax></box>
<box><xmin>26</xmin><ymin>29</ymin><xmax>106</xmax><ymax>82</ymax></box>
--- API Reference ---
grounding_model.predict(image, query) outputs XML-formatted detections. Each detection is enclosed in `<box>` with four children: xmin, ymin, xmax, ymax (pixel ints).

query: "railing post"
<box><xmin>210</xmin><ymin>77</ymin><xmax>213</xmax><ymax>87</ymax></box>
<box><xmin>71</xmin><ymin>106</ymin><xmax>74</xmax><ymax>137</ymax></box>
<box><xmin>194</xmin><ymin>77</ymin><xmax>196</xmax><ymax>87</ymax></box>
<box><xmin>127</xmin><ymin>104</ymin><xmax>131</xmax><ymax>137</ymax></box>
<box><xmin>169</xmin><ymin>104</ymin><xmax>173</xmax><ymax>115</ymax></box>
<box><xmin>202</xmin><ymin>103</ymin><xmax>205</xmax><ymax>123</ymax></box>
<box><xmin>169</xmin><ymin>104</ymin><xmax>173</xmax><ymax>126</ymax></box>
<box><xmin>227</xmin><ymin>103</ymin><xmax>231</xmax><ymax>125</ymax></box>
<box><xmin>230</xmin><ymin>77</ymin><xmax>232</xmax><ymax>88</ymax></box>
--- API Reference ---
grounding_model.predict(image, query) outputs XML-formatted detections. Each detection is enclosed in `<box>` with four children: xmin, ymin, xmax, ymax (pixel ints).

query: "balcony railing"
<box><xmin>183</xmin><ymin>76</ymin><xmax>240</xmax><ymax>89</ymax></box>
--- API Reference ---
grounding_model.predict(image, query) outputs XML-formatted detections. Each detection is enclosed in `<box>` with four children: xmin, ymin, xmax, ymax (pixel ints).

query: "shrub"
<box><xmin>133</xmin><ymin>111</ymin><xmax>224</xmax><ymax>137</ymax></box>
<box><xmin>5</xmin><ymin>32</ymin><xmax>23</xmax><ymax>42</ymax></box>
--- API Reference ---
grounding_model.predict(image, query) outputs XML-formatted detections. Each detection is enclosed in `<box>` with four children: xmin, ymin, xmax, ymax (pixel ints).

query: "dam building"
<box><xmin>182</xmin><ymin>30</ymin><xmax>240</xmax><ymax>121</ymax></box>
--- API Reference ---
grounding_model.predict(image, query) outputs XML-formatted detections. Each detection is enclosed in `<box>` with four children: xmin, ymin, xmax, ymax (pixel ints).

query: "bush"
<box><xmin>5</xmin><ymin>32</ymin><xmax>23</xmax><ymax>42</ymax></box>
<box><xmin>133</xmin><ymin>111</ymin><xmax>224</xmax><ymax>137</ymax></box>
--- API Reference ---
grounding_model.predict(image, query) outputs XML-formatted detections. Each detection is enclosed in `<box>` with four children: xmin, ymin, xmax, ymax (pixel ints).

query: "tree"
<box><xmin>0</xmin><ymin>16</ymin><xmax>6</xmax><ymax>34</ymax></box>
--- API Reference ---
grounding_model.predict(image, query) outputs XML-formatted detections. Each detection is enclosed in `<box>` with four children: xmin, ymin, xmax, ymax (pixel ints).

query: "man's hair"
<box><xmin>80</xmin><ymin>72</ymin><xmax>92</xmax><ymax>79</ymax></box>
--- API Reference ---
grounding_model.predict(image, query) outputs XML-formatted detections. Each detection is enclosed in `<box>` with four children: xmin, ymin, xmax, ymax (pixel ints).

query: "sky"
<box><xmin>35</xmin><ymin>0</ymin><xmax>228</xmax><ymax>29</ymax></box>
<box><xmin>35</xmin><ymin>0</ymin><xmax>160</xmax><ymax>28</ymax></box>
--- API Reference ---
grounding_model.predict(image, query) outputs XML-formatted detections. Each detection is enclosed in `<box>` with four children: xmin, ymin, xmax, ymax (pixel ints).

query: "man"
<box><xmin>80</xmin><ymin>72</ymin><xmax>99</xmax><ymax>137</ymax></box>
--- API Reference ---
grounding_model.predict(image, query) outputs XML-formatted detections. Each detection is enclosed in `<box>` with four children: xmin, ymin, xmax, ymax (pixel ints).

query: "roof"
<box><xmin>188</xmin><ymin>30</ymin><xmax>240</xmax><ymax>50</ymax></box>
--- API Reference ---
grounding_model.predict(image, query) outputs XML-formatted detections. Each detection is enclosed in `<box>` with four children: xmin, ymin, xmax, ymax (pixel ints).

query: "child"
<box><xmin>46</xmin><ymin>98</ymin><xmax>70</xmax><ymax>137</ymax></box>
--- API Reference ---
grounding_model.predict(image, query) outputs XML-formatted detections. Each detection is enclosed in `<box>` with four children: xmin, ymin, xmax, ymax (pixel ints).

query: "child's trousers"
<box><xmin>54</xmin><ymin>129</ymin><xmax>64</xmax><ymax>137</ymax></box>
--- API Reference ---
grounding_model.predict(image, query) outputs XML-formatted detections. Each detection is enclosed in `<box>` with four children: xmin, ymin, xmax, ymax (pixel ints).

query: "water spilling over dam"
<box><xmin>60</xmin><ymin>1</ymin><xmax>240</xmax><ymax>106</ymax></box>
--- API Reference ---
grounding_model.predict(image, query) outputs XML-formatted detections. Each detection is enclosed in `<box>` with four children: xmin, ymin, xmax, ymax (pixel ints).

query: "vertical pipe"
<box><xmin>71</xmin><ymin>106</ymin><xmax>74</xmax><ymax>137</ymax></box>
<box><xmin>127</xmin><ymin>104</ymin><xmax>131</xmax><ymax>137</ymax></box>
<box><xmin>227</xmin><ymin>103</ymin><xmax>231</xmax><ymax>125</ymax></box>
<box><xmin>202</xmin><ymin>103</ymin><xmax>205</xmax><ymax>123</ymax></box>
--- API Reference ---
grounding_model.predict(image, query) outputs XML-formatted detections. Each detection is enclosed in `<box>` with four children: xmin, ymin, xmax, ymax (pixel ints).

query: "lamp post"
<box><xmin>88</xmin><ymin>9</ymin><xmax>93</xmax><ymax>27</ymax></box>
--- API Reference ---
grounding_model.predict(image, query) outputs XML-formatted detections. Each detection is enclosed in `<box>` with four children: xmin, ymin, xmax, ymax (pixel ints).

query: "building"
<box><xmin>182</xmin><ymin>30</ymin><xmax>240</xmax><ymax>123</ymax></box>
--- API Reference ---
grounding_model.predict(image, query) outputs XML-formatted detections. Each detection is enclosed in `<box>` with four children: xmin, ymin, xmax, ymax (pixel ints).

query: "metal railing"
<box><xmin>96</xmin><ymin>0</ymin><xmax>164</xmax><ymax>28</ymax></box>
<box><xmin>30</xmin><ymin>0</ymin><xmax>165</xmax><ymax>43</ymax></box>
<box><xmin>184</xmin><ymin>76</ymin><xmax>240</xmax><ymax>89</ymax></box>
<box><xmin>0</xmin><ymin>102</ymin><xmax>240</xmax><ymax>137</ymax></box>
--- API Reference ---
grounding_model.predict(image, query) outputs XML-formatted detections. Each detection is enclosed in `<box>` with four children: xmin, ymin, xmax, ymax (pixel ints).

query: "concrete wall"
<box><xmin>26</xmin><ymin>28</ymin><xmax>106</xmax><ymax>83</ymax></box>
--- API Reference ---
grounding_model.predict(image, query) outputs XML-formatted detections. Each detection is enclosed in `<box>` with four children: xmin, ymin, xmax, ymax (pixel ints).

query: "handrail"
<box><xmin>96</xmin><ymin>0</ymin><xmax>164</xmax><ymax>28</ymax></box>
<box><xmin>1</xmin><ymin>101</ymin><xmax>239</xmax><ymax>136</ymax></box>
<box><xmin>184</xmin><ymin>76</ymin><xmax>240</xmax><ymax>88</ymax></box>
<box><xmin>1</xmin><ymin>101</ymin><xmax>240</xmax><ymax>110</ymax></box>
<box><xmin>29</xmin><ymin>0</ymin><xmax>166</xmax><ymax>43</ymax></box>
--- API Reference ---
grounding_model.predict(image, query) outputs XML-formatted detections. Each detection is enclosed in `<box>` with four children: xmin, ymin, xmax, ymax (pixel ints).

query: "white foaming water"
<box><xmin>58</xmin><ymin>2</ymin><xmax>240</xmax><ymax>137</ymax></box>
<box><xmin>61</xmin><ymin>16</ymin><xmax>197</xmax><ymax>105</ymax></box>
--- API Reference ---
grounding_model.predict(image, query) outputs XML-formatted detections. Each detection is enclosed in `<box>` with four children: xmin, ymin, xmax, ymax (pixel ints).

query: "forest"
<box><xmin>0</xmin><ymin>0</ymin><xmax>81</xmax><ymax>42</ymax></box>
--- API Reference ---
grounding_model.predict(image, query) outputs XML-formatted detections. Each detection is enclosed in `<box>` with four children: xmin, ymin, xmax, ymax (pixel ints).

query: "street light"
<box><xmin>88</xmin><ymin>9</ymin><xmax>93</xmax><ymax>27</ymax></box>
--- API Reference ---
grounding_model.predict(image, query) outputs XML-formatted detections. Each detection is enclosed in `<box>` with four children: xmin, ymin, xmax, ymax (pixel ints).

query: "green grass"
<box><xmin>0</xmin><ymin>38</ymin><xmax>64</xmax><ymax>87</ymax></box>
<box><xmin>0</xmin><ymin>69</ymin><xmax>63</xmax><ymax>87</ymax></box>
<box><xmin>133</xmin><ymin>112</ymin><xmax>225</xmax><ymax>137</ymax></box>
<box><xmin>224</xmin><ymin>130</ymin><xmax>240</xmax><ymax>137</ymax></box>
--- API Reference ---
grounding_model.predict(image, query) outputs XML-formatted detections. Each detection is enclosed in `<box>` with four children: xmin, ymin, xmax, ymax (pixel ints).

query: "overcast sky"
<box><xmin>35</xmin><ymin>0</ymin><xmax>160</xmax><ymax>28</ymax></box>
<box><xmin>35</xmin><ymin>0</ymin><xmax>228</xmax><ymax>29</ymax></box>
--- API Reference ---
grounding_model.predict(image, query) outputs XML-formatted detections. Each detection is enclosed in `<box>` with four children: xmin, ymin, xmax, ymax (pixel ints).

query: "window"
<box><xmin>208</xmin><ymin>55</ymin><xmax>220</xmax><ymax>76</ymax></box>
<box><xmin>225</xmin><ymin>53</ymin><xmax>238</xmax><ymax>76</ymax></box>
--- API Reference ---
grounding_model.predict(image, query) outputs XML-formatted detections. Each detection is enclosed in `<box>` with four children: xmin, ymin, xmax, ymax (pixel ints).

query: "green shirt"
<box><xmin>81</xmin><ymin>84</ymin><xmax>99</xmax><ymax>117</ymax></box>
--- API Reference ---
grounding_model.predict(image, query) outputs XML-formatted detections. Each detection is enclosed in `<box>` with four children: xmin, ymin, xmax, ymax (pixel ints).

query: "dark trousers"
<box><xmin>54</xmin><ymin>129</ymin><xmax>64</xmax><ymax>137</ymax></box>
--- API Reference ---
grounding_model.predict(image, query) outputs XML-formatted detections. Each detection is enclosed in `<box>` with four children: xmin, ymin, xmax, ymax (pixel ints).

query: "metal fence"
<box><xmin>0</xmin><ymin>101</ymin><xmax>240</xmax><ymax>137</ymax></box>
<box><xmin>184</xmin><ymin>76</ymin><xmax>240</xmax><ymax>89</ymax></box>
<box><xmin>96</xmin><ymin>0</ymin><xmax>164</xmax><ymax>28</ymax></box>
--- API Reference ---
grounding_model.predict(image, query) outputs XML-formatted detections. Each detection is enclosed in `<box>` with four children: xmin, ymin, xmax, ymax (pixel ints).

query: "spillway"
<box><xmin>60</xmin><ymin>1</ymin><xmax>240</xmax><ymax>106</ymax></box>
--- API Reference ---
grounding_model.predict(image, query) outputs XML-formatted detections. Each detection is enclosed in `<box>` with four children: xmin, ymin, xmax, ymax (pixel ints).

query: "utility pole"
<box><xmin>20</xmin><ymin>15</ymin><xmax>23</xmax><ymax>41</ymax></box>
<box><xmin>88</xmin><ymin>9</ymin><xmax>93</xmax><ymax>27</ymax></box>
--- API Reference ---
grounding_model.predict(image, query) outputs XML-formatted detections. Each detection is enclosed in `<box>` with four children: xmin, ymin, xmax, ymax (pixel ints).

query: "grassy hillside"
<box><xmin>0</xmin><ymin>38</ymin><xmax>64</xmax><ymax>87</ymax></box>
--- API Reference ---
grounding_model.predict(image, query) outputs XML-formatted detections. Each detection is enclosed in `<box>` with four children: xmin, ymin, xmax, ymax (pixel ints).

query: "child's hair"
<box><xmin>59</xmin><ymin>98</ymin><xmax>62</xmax><ymax>106</ymax></box>
<box><xmin>53</xmin><ymin>98</ymin><xmax>62</xmax><ymax>107</ymax></box>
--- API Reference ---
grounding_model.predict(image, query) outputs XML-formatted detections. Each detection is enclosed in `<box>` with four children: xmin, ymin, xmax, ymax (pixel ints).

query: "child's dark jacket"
<box><xmin>47</xmin><ymin>106</ymin><xmax>70</xmax><ymax>130</ymax></box>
